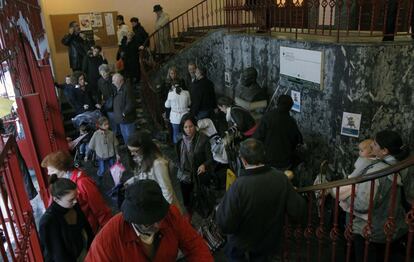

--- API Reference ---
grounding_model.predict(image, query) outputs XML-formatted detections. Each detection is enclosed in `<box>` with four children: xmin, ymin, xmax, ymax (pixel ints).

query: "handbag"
<box><xmin>198</xmin><ymin>211</ymin><xmax>226</xmax><ymax>252</ymax></box>
<box><xmin>191</xmin><ymin>172</ymin><xmax>216</xmax><ymax>219</ymax></box>
<box><xmin>115</xmin><ymin>58</ymin><xmax>124</xmax><ymax>72</ymax></box>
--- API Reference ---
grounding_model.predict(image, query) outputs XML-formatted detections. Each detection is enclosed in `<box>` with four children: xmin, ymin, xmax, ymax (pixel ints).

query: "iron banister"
<box><xmin>297</xmin><ymin>155</ymin><xmax>414</xmax><ymax>193</ymax></box>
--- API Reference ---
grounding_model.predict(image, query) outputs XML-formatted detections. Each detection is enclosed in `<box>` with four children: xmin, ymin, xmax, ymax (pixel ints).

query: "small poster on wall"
<box><xmin>341</xmin><ymin>112</ymin><xmax>362</xmax><ymax>138</ymax></box>
<box><xmin>90</xmin><ymin>12</ymin><xmax>103</xmax><ymax>27</ymax></box>
<box><xmin>291</xmin><ymin>90</ymin><xmax>301</xmax><ymax>112</ymax></box>
<box><xmin>104</xmin><ymin>13</ymin><xmax>115</xmax><ymax>35</ymax></box>
<box><xmin>79</xmin><ymin>14</ymin><xmax>92</xmax><ymax>31</ymax></box>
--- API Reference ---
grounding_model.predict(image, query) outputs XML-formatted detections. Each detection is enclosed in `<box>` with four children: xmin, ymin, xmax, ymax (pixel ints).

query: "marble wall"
<box><xmin>152</xmin><ymin>30</ymin><xmax>414</xmax><ymax>184</ymax></box>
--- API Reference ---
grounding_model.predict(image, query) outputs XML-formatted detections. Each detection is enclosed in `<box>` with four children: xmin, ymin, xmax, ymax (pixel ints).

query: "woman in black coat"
<box><xmin>82</xmin><ymin>45</ymin><xmax>107</xmax><ymax>101</ymax></box>
<box><xmin>175</xmin><ymin>113</ymin><xmax>213</xmax><ymax>218</ymax></box>
<box><xmin>39</xmin><ymin>175</ymin><xmax>94</xmax><ymax>262</ymax></box>
<box><xmin>120</xmin><ymin>31</ymin><xmax>140</xmax><ymax>83</ymax></box>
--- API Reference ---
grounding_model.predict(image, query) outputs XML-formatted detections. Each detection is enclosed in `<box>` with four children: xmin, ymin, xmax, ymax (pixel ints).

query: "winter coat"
<box><xmin>70</xmin><ymin>169</ymin><xmax>112</xmax><ymax>234</ymax></box>
<box><xmin>216</xmin><ymin>165</ymin><xmax>306</xmax><ymax>253</ymax></box>
<box><xmin>132</xmin><ymin>24</ymin><xmax>149</xmax><ymax>46</ymax></box>
<box><xmin>113</xmin><ymin>83</ymin><xmax>136</xmax><ymax>124</ymax></box>
<box><xmin>39</xmin><ymin>202</ymin><xmax>94</xmax><ymax>262</ymax></box>
<box><xmin>82</xmin><ymin>55</ymin><xmax>108</xmax><ymax>98</ymax></box>
<box><xmin>176</xmin><ymin>132</ymin><xmax>213</xmax><ymax>174</ymax></box>
<box><xmin>72</xmin><ymin>87</ymin><xmax>96</xmax><ymax>115</ymax></box>
<box><xmin>155</xmin><ymin>12</ymin><xmax>172</xmax><ymax>54</ymax></box>
<box><xmin>97</xmin><ymin>76</ymin><xmax>116</xmax><ymax>108</ymax></box>
<box><xmin>120</xmin><ymin>37</ymin><xmax>140</xmax><ymax>80</ymax></box>
<box><xmin>165</xmin><ymin>88</ymin><xmax>191</xmax><ymax>124</ymax></box>
<box><xmin>117</xmin><ymin>23</ymin><xmax>129</xmax><ymax>46</ymax></box>
<box><xmin>88</xmin><ymin>129</ymin><xmax>118</xmax><ymax>159</ymax></box>
<box><xmin>350</xmin><ymin>155</ymin><xmax>408</xmax><ymax>243</ymax></box>
<box><xmin>85</xmin><ymin>206</ymin><xmax>213</xmax><ymax>262</ymax></box>
<box><xmin>253</xmin><ymin>108</ymin><xmax>303</xmax><ymax>168</ymax></box>
<box><xmin>61</xmin><ymin>33</ymin><xmax>90</xmax><ymax>71</ymax></box>
<box><xmin>190</xmin><ymin>77</ymin><xmax>217</xmax><ymax>118</ymax></box>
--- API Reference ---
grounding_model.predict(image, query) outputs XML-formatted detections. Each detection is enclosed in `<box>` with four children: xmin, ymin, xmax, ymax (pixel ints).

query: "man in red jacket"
<box><xmin>85</xmin><ymin>179</ymin><xmax>213</xmax><ymax>261</ymax></box>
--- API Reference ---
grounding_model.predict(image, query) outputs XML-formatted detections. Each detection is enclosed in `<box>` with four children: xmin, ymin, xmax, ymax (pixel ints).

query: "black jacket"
<box><xmin>97</xmin><ymin>76</ymin><xmax>115</xmax><ymax>103</ymax></box>
<box><xmin>132</xmin><ymin>24</ymin><xmax>149</xmax><ymax>46</ymax></box>
<box><xmin>190</xmin><ymin>77</ymin><xmax>217</xmax><ymax>117</ymax></box>
<box><xmin>82</xmin><ymin>55</ymin><xmax>107</xmax><ymax>97</ymax></box>
<box><xmin>254</xmin><ymin>108</ymin><xmax>303</xmax><ymax>168</ymax></box>
<box><xmin>72</xmin><ymin>87</ymin><xmax>96</xmax><ymax>115</ymax></box>
<box><xmin>216</xmin><ymin>166</ymin><xmax>306</xmax><ymax>253</ymax></box>
<box><xmin>113</xmin><ymin>83</ymin><xmax>136</xmax><ymax>124</ymax></box>
<box><xmin>176</xmin><ymin>132</ymin><xmax>213</xmax><ymax>174</ymax></box>
<box><xmin>120</xmin><ymin>37</ymin><xmax>140</xmax><ymax>80</ymax></box>
<box><xmin>61</xmin><ymin>33</ymin><xmax>90</xmax><ymax>71</ymax></box>
<box><xmin>39</xmin><ymin>202</ymin><xmax>94</xmax><ymax>262</ymax></box>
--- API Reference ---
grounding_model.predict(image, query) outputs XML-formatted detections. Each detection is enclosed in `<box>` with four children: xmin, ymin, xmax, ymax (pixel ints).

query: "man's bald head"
<box><xmin>112</xmin><ymin>73</ymin><xmax>124</xmax><ymax>89</ymax></box>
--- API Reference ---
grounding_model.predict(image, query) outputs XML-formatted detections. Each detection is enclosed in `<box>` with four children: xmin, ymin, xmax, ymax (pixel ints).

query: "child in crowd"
<box><xmin>78</xmin><ymin>124</ymin><xmax>92</xmax><ymax>161</ymax></box>
<box><xmin>88</xmin><ymin>116</ymin><xmax>118</xmax><ymax>179</ymax></box>
<box><xmin>348</xmin><ymin>139</ymin><xmax>376</xmax><ymax>178</ymax></box>
<box><xmin>331</xmin><ymin>139</ymin><xmax>376</xmax><ymax>203</ymax></box>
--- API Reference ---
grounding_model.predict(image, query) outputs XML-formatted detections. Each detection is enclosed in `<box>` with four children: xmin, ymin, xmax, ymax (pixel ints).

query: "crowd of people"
<box><xmin>42</xmin><ymin>4</ymin><xmax>414</xmax><ymax>262</ymax></box>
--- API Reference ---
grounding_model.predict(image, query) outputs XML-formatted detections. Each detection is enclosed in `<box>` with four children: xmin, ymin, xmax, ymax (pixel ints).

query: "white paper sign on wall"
<box><xmin>280</xmin><ymin>46</ymin><xmax>323</xmax><ymax>88</ymax></box>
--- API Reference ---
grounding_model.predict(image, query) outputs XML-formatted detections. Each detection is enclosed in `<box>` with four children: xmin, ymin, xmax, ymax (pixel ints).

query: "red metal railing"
<box><xmin>283</xmin><ymin>156</ymin><xmax>414</xmax><ymax>262</ymax></box>
<box><xmin>0</xmin><ymin>135</ymin><xmax>42</xmax><ymax>261</ymax></box>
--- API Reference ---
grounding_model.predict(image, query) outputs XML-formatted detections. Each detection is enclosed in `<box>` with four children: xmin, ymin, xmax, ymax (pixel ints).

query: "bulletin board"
<box><xmin>50</xmin><ymin>11</ymin><xmax>118</xmax><ymax>53</ymax></box>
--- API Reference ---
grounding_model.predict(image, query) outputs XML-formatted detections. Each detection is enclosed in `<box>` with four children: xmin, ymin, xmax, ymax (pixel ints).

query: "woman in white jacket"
<box><xmin>165</xmin><ymin>67</ymin><xmax>191</xmax><ymax>144</ymax></box>
<box><xmin>125</xmin><ymin>131</ymin><xmax>182</xmax><ymax>212</ymax></box>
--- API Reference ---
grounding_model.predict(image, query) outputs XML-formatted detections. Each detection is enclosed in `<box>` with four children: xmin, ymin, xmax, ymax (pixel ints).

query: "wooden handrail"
<box><xmin>297</xmin><ymin>155</ymin><xmax>414</xmax><ymax>193</ymax></box>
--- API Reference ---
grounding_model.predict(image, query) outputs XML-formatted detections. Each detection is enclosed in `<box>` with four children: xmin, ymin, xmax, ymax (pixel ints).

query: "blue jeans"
<box><xmin>79</xmin><ymin>143</ymin><xmax>91</xmax><ymax>157</ymax></box>
<box><xmin>97</xmin><ymin>157</ymin><xmax>115</xmax><ymax>177</ymax></box>
<box><xmin>119</xmin><ymin>122</ymin><xmax>136</xmax><ymax>144</ymax></box>
<box><xmin>107</xmin><ymin>112</ymin><xmax>120</xmax><ymax>136</ymax></box>
<box><xmin>171</xmin><ymin>123</ymin><xmax>181</xmax><ymax>144</ymax></box>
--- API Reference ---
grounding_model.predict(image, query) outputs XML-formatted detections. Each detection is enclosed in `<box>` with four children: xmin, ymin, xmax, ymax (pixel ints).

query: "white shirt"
<box><xmin>164</xmin><ymin>88</ymin><xmax>191</xmax><ymax>124</ymax></box>
<box><xmin>117</xmin><ymin>24</ymin><xmax>129</xmax><ymax>45</ymax></box>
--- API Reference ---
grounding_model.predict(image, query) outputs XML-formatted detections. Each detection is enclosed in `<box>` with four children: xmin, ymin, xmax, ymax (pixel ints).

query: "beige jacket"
<box><xmin>88</xmin><ymin>129</ymin><xmax>118</xmax><ymax>159</ymax></box>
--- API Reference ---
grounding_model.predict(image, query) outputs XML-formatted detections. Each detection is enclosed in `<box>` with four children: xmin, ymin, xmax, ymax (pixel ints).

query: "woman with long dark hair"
<box><xmin>39</xmin><ymin>175</ymin><xmax>94</xmax><ymax>261</ymax></box>
<box><xmin>125</xmin><ymin>131</ymin><xmax>182</xmax><ymax>212</ymax></box>
<box><xmin>176</xmin><ymin>113</ymin><xmax>213</xmax><ymax>218</ymax></box>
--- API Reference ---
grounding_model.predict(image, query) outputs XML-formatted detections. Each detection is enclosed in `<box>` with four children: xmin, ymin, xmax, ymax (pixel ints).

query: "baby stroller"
<box><xmin>70</xmin><ymin>110</ymin><xmax>102</xmax><ymax>167</ymax></box>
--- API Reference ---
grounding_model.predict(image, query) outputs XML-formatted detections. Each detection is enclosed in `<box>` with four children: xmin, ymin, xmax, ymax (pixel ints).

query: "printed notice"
<box><xmin>104</xmin><ymin>13</ymin><xmax>115</xmax><ymax>35</ymax></box>
<box><xmin>291</xmin><ymin>90</ymin><xmax>301</xmax><ymax>112</ymax></box>
<box><xmin>79</xmin><ymin>14</ymin><xmax>92</xmax><ymax>31</ymax></box>
<box><xmin>341</xmin><ymin>112</ymin><xmax>362</xmax><ymax>138</ymax></box>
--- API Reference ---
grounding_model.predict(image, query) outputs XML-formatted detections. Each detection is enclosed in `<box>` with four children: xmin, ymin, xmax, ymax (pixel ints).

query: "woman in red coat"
<box><xmin>42</xmin><ymin>150</ymin><xmax>112</xmax><ymax>233</ymax></box>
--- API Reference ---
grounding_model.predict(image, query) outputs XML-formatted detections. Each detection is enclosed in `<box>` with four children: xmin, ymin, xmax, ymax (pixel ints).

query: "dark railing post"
<box><xmin>362</xmin><ymin>180</ymin><xmax>376</xmax><ymax>262</ymax></box>
<box><xmin>345</xmin><ymin>184</ymin><xmax>356</xmax><ymax>262</ymax></box>
<box><xmin>383</xmin><ymin>174</ymin><xmax>399</xmax><ymax>261</ymax></box>
<box><xmin>405</xmin><ymin>202</ymin><xmax>414</xmax><ymax>262</ymax></box>
<box><xmin>330</xmin><ymin>187</ymin><xmax>340</xmax><ymax>261</ymax></box>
